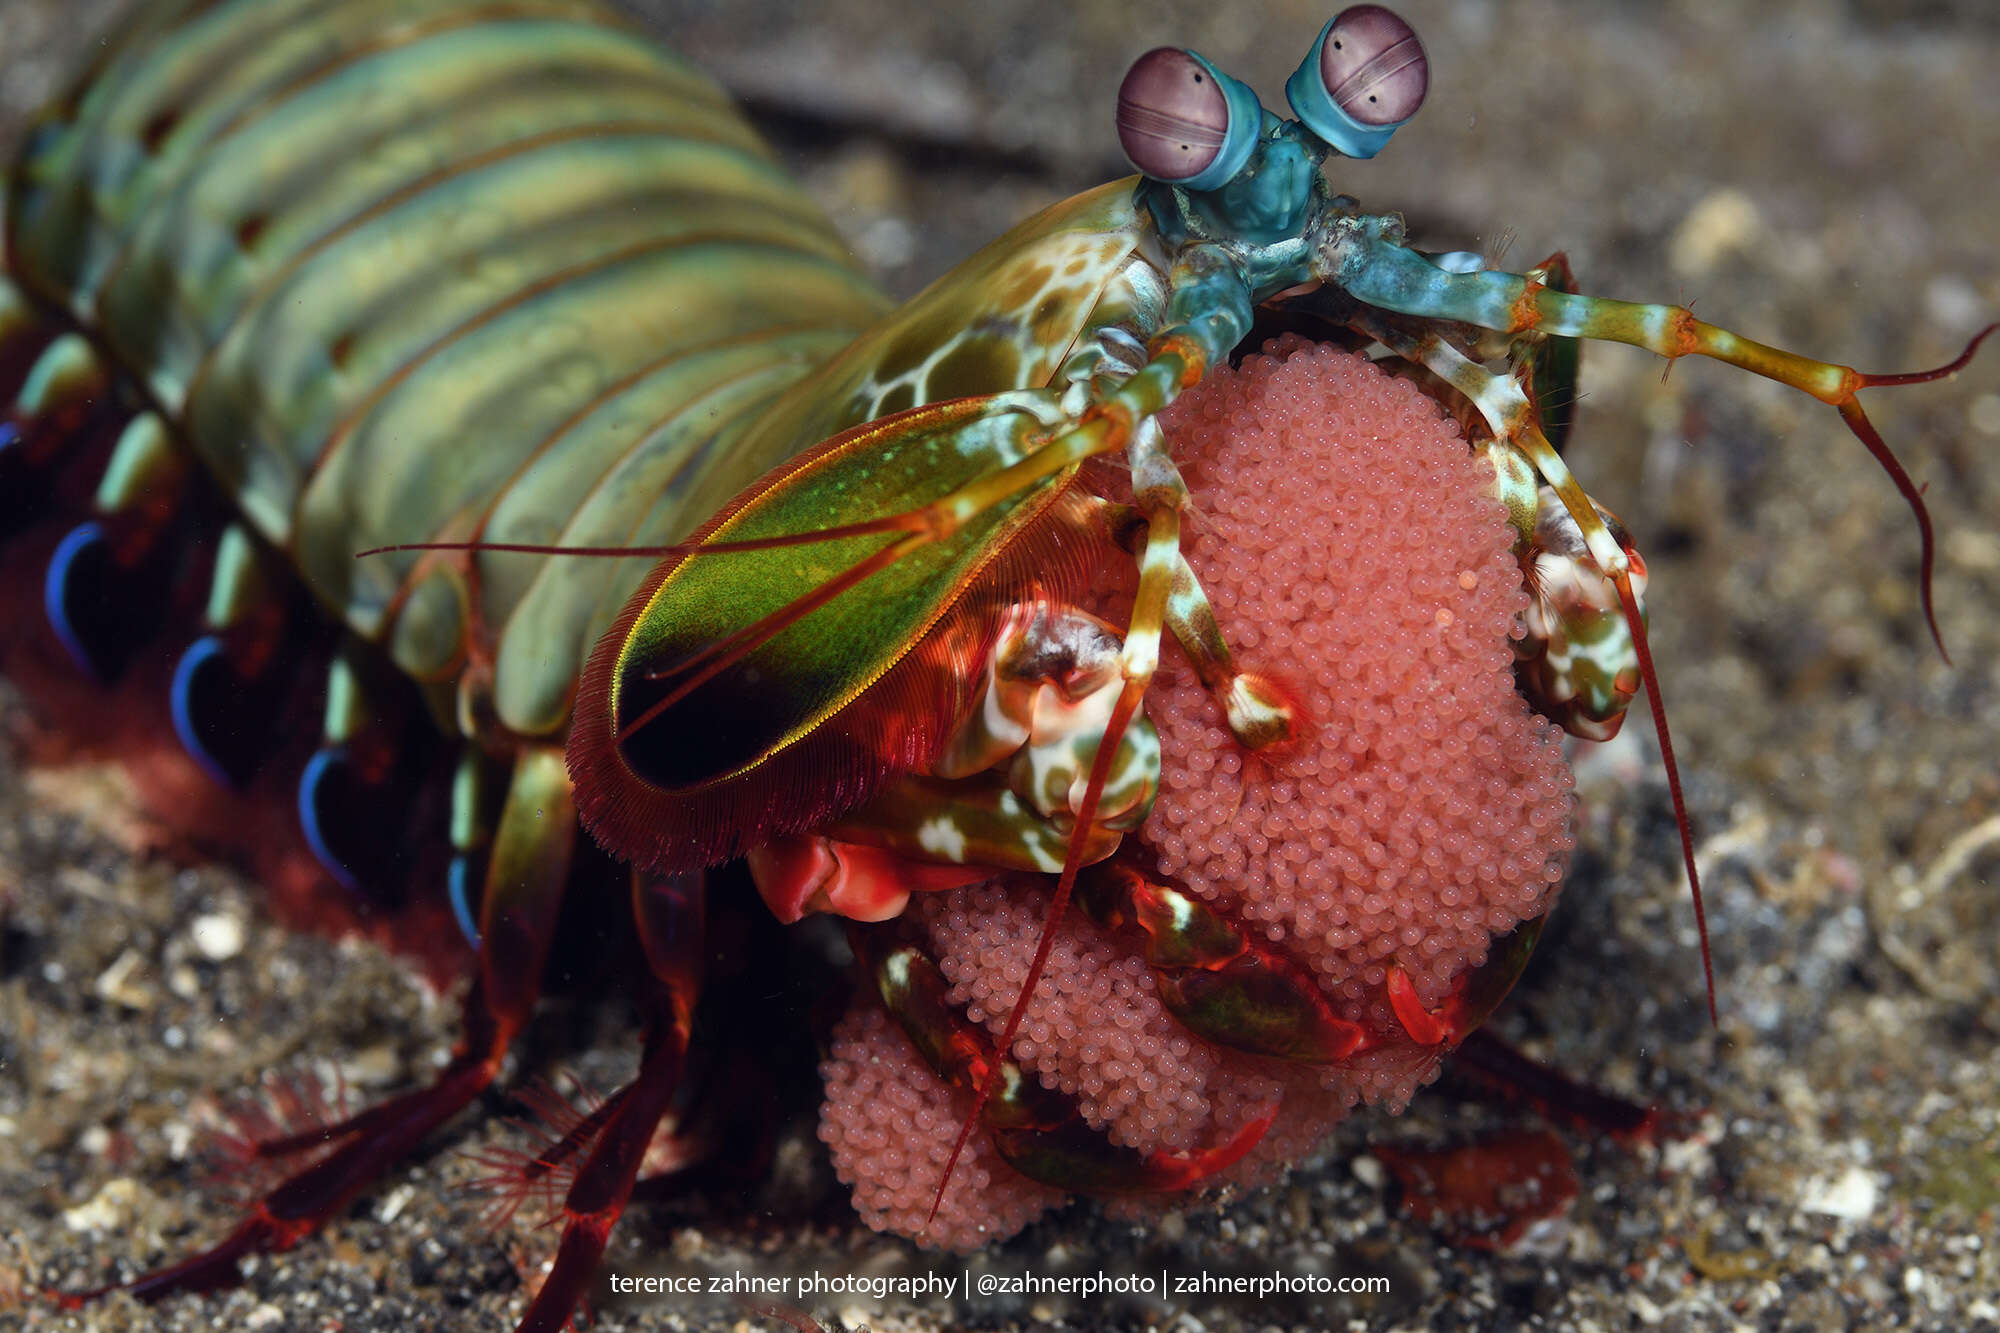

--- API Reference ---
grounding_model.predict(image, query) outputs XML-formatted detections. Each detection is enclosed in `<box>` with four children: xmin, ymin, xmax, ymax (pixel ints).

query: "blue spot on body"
<box><xmin>44</xmin><ymin>521</ymin><xmax>108</xmax><ymax>678</ymax></box>
<box><xmin>297</xmin><ymin>747</ymin><xmax>361</xmax><ymax>893</ymax></box>
<box><xmin>447</xmin><ymin>854</ymin><xmax>482</xmax><ymax>950</ymax></box>
<box><xmin>170</xmin><ymin>635</ymin><xmax>236</xmax><ymax>787</ymax></box>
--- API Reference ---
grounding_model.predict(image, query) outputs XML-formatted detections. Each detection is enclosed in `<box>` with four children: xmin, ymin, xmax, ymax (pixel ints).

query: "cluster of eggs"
<box><xmin>821</xmin><ymin>341</ymin><xmax>1575</xmax><ymax>1246</ymax></box>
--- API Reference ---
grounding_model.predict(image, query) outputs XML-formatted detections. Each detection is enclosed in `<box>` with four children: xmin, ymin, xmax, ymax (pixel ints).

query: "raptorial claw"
<box><xmin>748</xmin><ymin>832</ymin><xmax>987</xmax><ymax>923</ymax></box>
<box><xmin>851</xmin><ymin>927</ymin><xmax>1276</xmax><ymax>1195</ymax></box>
<box><xmin>1076</xmin><ymin>861</ymin><xmax>1376</xmax><ymax>1063</ymax></box>
<box><xmin>989</xmin><ymin>1102</ymin><xmax>1275</xmax><ymax>1196</ymax></box>
<box><xmin>1512</xmin><ymin>488</ymin><xmax>1650</xmax><ymax>741</ymax></box>
<box><xmin>1388</xmin><ymin>917</ymin><xmax>1547</xmax><ymax>1050</ymax></box>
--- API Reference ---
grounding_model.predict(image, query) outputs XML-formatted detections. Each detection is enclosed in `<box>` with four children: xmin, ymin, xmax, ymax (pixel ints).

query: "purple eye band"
<box><xmin>1327</xmin><ymin>34</ymin><xmax>1427</xmax><ymax>125</ymax></box>
<box><xmin>1115</xmin><ymin>103</ymin><xmax>1228</xmax><ymax>151</ymax></box>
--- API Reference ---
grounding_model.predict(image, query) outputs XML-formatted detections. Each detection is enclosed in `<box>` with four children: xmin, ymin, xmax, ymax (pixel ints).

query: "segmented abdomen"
<box><xmin>3</xmin><ymin>0</ymin><xmax>889</xmax><ymax>735</ymax></box>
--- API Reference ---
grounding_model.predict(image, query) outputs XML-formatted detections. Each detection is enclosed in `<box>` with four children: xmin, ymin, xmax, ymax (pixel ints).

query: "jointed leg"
<box><xmin>1337</xmin><ymin>218</ymin><xmax>1996</xmax><ymax>654</ymax></box>
<box><xmin>1355</xmin><ymin>312</ymin><xmax>1716</xmax><ymax>1023</ymax></box>
<box><xmin>511</xmin><ymin>868</ymin><xmax>704</xmax><ymax>1333</ymax></box>
<box><xmin>62</xmin><ymin>746</ymin><xmax>577</xmax><ymax>1306</ymax></box>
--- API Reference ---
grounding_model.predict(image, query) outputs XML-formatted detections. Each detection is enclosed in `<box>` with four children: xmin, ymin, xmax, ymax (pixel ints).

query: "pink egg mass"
<box><xmin>820</xmin><ymin>339</ymin><xmax>1578</xmax><ymax>1246</ymax></box>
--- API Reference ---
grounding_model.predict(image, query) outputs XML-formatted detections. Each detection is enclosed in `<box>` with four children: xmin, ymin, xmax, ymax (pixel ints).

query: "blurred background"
<box><xmin>3</xmin><ymin>2</ymin><xmax>1997</xmax><ymax>1329</ymax></box>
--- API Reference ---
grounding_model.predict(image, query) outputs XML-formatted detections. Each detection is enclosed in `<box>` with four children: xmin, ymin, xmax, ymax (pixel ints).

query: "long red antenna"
<box><xmin>352</xmin><ymin>508</ymin><xmax>931</xmax><ymax>562</ymax></box>
<box><xmin>1614</xmin><ymin>572</ymin><xmax>1716</xmax><ymax>1026</ymax></box>
<box><xmin>1837</xmin><ymin>321</ymin><xmax>1997</xmax><ymax>664</ymax></box>
<box><xmin>923</xmin><ymin>678</ymin><xmax>1146</xmax><ymax>1230</ymax></box>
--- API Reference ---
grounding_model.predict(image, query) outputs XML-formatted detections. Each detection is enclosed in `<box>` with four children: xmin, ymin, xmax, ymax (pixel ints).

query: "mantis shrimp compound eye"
<box><xmin>1287</xmin><ymin>5</ymin><xmax>1429</xmax><ymax>158</ymax></box>
<box><xmin>1115</xmin><ymin>46</ymin><xmax>1262</xmax><ymax>191</ymax></box>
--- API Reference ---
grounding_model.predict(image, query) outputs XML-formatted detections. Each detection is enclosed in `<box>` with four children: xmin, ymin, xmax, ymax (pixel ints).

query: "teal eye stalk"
<box><xmin>1286</xmin><ymin>5</ymin><xmax>1429</xmax><ymax>158</ymax></box>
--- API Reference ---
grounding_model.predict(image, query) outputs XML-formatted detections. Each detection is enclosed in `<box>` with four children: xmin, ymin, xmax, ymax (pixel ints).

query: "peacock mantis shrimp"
<box><xmin>3</xmin><ymin>2</ymin><xmax>2000</xmax><ymax>1328</ymax></box>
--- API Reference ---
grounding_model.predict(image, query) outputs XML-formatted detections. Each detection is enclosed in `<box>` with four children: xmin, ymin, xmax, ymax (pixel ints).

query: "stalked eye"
<box><xmin>1115</xmin><ymin>46</ymin><xmax>1262</xmax><ymax>192</ymax></box>
<box><xmin>1318</xmin><ymin>5</ymin><xmax>1427</xmax><ymax>126</ymax></box>
<box><xmin>1285</xmin><ymin>6</ymin><xmax>1428</xmax><ymax>160</ymax></box>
